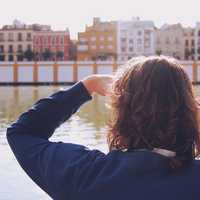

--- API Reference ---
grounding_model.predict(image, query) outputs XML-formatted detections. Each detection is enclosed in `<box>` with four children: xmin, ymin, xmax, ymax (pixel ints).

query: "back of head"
<box><xmin>108</xmin><ymin>56</ymin><xmax>200</xmax><ymax>169</ymax></box>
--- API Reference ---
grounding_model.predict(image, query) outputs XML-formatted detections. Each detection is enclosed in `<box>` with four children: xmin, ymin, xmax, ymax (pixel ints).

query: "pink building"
<box><xmin>33</xmin><ymin>29</ymin><xmax>70</xmax><ymax>61</ymax></box>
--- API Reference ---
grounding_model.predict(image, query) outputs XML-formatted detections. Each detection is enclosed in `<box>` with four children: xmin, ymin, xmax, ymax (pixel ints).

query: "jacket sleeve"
<box><xmin>6</xmin><ymin>81</ymin><xmax>105</xmax><ymax>200</ymax></box>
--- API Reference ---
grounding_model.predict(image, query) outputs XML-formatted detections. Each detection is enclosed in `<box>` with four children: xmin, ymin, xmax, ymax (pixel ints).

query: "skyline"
<box><xmin>1</xmin><ymin>0</ymin><xmax>200</xmax><ymax>38</ymax></box>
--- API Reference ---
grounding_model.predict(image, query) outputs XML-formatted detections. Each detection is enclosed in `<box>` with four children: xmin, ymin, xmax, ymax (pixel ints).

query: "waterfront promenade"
<box><xmin>0</xmin><ymin>61</ymin><xmax>199</xmax><ymax>85</ymax></box>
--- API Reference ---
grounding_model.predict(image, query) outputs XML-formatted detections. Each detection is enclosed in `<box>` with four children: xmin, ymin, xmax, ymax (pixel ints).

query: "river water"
<box><xmin>0</xmin><ymin>85</ymin><xmax>200</xmax><ymax>200</ymax></box>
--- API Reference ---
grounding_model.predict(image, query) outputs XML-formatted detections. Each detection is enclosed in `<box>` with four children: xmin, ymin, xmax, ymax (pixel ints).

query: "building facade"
<box><xmin>155</xmin><ymin>24</ymin><xmax>184</xmax><ymax>60</ymax></box>
<box><xmin>117</xmin><ymin>18</ymin><xmax>155</xmax><ymax>61</ymax></box>
<box><xmin>0</xmin><ymin>20</ymin><xmax>71</xmax><ymax>61</ymax></box>
<box><xmin>0</xmin><ymin>20</ymin><xmax>34</xmax><ymax>61</ymax></box>
<box><xmin>195</xmin><ymin>23</ymin><xmax>200</xmax><ymax>60</ymax></box>
<box><xmin>33</xmin><ymin>29</ymin><xmax>70</xmax><ymax>61</ymax></box>
<box><xmin>77</xmin><ymin>18</ymin><xmax>117</xmax><ymax>61</ymax></box>
<box><xmin>183</xmin><ymin>27</ymin><xmax>195</xmax><ymax>60</ymax></box>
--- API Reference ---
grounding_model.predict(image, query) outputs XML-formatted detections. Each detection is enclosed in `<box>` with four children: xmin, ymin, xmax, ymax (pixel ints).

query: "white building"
<box><xmin>195</xmin><ymin>22</ymin><xmax>200</xmax><ymax>60</ymax></box>
<box><xmin>0</xmin><ymin>20</ymin><xmax>34</xmax><ymax>61</ymax></box>
<box><xmin>155</xmin><ymin>24</ymin><xmax>185</xmax><ymax>60</ymax></box>
<box><xmin>117</xmin><ymin>17</ymin><xmax>155</xmax><ymax>61</ymax></box>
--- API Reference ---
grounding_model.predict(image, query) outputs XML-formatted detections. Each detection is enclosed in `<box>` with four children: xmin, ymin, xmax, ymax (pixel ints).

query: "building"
<box><xmin>69</xmin><ymin>40</ymin><xmax>77</xmax><ymax>61</ymax></box>
<box><xmin>0</xmin><ymin>20</ymin><xmax>34</xmax><ymax>61</ymax></box>
<box><xmin>33</xmin><ymin>29</ymin><xmax>70</xmax><ymax>61</ymax></box>
<box><xmin>195</xmin><ymin>22</ymin><xmax>200</xmax><ymax>60</ymax></box>
<box><xmin>0</xmin><ymin>20</ymin><xmax>71</xmax><ymax>61</ymax></box>
<box><xmin>77</xmin><ymin>17</ymin><xmax>117</xmax><ymax>61</ymax></box>
<box><xmin>155</xmin><ymin>24</ymin><xmax>184</xmax><ymax>60</ymax></box>
<box><xmin>117</xmin><ymin>17</ymin><xmax>155</xmax><ymax>61</ymax></box>
<box><xmin>183</xmin><ymin>27</ymin><xmax>195</xmax><ymax>60</ymax></box>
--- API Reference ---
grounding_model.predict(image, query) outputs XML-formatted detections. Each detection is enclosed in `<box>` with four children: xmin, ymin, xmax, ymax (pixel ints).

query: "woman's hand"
<box><xmin>82</xmin><ymin>74</ymin><xmax>114</xmax><ymax>96</ymax></box>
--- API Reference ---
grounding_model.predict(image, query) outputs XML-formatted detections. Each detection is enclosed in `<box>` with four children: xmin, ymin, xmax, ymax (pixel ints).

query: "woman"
<box><xmin>7</xmin><ymin>56</ymin><xmax>200</xmax><ymax>200</ymax></box>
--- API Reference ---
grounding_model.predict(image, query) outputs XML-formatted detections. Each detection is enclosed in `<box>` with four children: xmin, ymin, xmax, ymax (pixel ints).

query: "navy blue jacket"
<box><xmin>7</xmin><ymin>81</ymin><xmax>200</xmax><ymax>200</ymax></box>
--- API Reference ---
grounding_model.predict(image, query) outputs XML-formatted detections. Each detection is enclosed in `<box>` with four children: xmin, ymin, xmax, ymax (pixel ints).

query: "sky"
<box><xmin>1</xmin><ymin>0</ymin><xmax>200</xmax><ymax>39</ymax></box>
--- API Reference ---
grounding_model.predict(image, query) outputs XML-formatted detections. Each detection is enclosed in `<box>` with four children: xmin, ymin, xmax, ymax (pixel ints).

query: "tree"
<box><xmin>156</xmin><ymin>49</ymin><xmax>162</xmax><ymax>56</ymax></box>
<box><xmin>42</xmin><ymin>49</ymin><xmax>52</xmax><ymax>61</ymax></box>
<box><xmin>56</xmin><ymin>51</ymin><xmax>64</xmax><ymax>61</ymax></box>
<box><xmin>17</xmin><ymin>51</ymin><xmax>24</xmax><ymax>61</ymax></box>
<box><xmin>24</xmin><ymin>49</ymin><xmax>34</xmax><ymax>61</ymax></box>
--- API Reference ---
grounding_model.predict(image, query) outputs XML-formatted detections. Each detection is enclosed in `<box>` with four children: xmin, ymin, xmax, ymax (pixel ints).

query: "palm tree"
<box><xmin>42</xmin><ymin>49</ymin><xmax>52</xmax><ymax>61</ymax></box>
<box><xmin>56</xmin><ymin>51</ymin><xmax>64</xmax><ymax>61</ymax></box>
<box><xmin>24</xmin><ymin>49</ymin><xmax>34</xmax><ymax>61</ymax></box>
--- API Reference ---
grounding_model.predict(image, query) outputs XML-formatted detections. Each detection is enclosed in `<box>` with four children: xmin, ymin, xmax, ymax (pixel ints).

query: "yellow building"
<box><xmin>77</xmin><ymin>18</ymin><xmax>117</xmax><ymax>61</ymax></box>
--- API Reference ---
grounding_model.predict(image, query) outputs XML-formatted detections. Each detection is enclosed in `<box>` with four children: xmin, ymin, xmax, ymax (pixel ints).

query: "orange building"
<box><xmin>77</xmin><ymin>18</ymin><xmax>117</xmax><ymax>61</ymax></box>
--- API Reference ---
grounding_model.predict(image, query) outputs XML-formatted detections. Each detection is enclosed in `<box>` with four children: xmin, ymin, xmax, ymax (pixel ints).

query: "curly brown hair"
<box><xmin>107</xmin><ymin>56</ymin><xmax>200</xmax><ymax>169</ymax></box>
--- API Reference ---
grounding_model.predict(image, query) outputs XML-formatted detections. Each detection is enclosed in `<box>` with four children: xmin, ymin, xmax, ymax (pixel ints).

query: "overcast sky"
<box><xmin>1</xmin><ymin>0</ymin><xmax>200</xmax><ymax>39</ymax></box>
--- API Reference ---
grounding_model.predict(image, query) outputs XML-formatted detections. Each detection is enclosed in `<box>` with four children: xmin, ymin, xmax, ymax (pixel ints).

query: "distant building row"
<box><xmin>77</xmin><ymin>17</ymin><xmax>200</xmax><ymax>61</ymax></box>
<box><xmin>1</xmin><ymin>18</ymin><xmax>200</xmax><ymax>62</ymax></box>
<box><xmin>0</xmin><ymin>20</ymin><xmax>74</xmax><ymax>62</ymax></box>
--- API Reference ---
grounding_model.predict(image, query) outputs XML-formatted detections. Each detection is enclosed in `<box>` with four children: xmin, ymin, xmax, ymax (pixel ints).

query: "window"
<box><xmin>18</xmin><ymin>45</ymin><xmax>23</xmax><ymax>52</ymax></box>
<box><xmin>121</xmin><ymin>38</ymin><xmax>126</xmax><ymax>43</ymax></box>
<box><xmin>198</xmin><ymin>30</ymin><xmax>200</xmax><ymax>37</ymax></box>
<box><xmin>0</xmin><ymin>33</ymin><xmax>4</xmax><ymax>41</ymax></box>
<box><xmin>27</xmin><ymin>44</ymin><xmax>32</xmax><ymax>50</ymax></box>
<box><xmin>121</xmin><ymin>47</ymin><xmax>126</xmax><ymax>52</ymax></box>
<box><xmin>185</xmin><ymin>40</ymin><xmax>189</xmax><ymax>46</ymax></box>
<box><xmin>60</xmin><ymin>37</ymin><xmax>64</xmax><ymax>44</ymax></box>
<box><xmin>129</xmin><ymin>39</ymin><xmax>134</xmax><ymax>44</ymax></box>
<box><xmin>8</xmin><ymin>33</ymin><xmax>14</xmax><ymax>41</ymax></box>
<box><xmin>137</xmin><ymin>31</ymin><xmax>142</xmax><ymax>36</ymax></box>
<box><xmin>27</xmin><ymin>33</ymin><xmax>32</xmax><ymax>41</ymax></box>
<box><xmin>0</xmin><ymin>55</ymin><xmax>5</xmax><ymax>61</ymax></box>
<box><xmin>18</xmin><ymin>33</ymin><xmax>22</xmax><ymax>41</ymax></box>
<box><xmin>191</xmin><ymin>48</ymin><xmax>195</xmax><ymax>54</ymax></box>
<box><xmin>52</xmin><ymin>37</ymin><xmax>56</xmax><ymax>45</ymax></box>
<box><xmin>8</xmin><ymin>45</ymin><xmax>13</xmax><ymax>53</ymax></box>
<box><xmin>129</xmin><ymin>47</ymin><xmax>133</xmax><ymax>52</ymax></box>
<box><xmin>0</xmin><ymin>45</ymin><xmax>4</xmax><ymax>53</ymax></box>
<box><xmin>8</xmin><ymin>55</ymin><xmax>14</xmax><ymax>61</ymax></box>
<box><xmin>192</xmin><ymin>40</ymin><xmax>195</xmax><ymax>46</ymax></box>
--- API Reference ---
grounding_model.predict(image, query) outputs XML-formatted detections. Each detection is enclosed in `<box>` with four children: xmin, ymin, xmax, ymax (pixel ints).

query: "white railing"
<box><xmin>0</xmin><ymin>61</ymin><xmax>199</xmax><ymax>84</ymax></box>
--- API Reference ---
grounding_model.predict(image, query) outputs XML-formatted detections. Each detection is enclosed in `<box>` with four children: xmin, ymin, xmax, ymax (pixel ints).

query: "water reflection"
<box><xmin>0</xmin><ymin>86</ymin><xmax>110</xmax><ymax>150</ymax></box>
